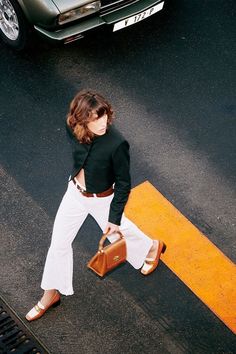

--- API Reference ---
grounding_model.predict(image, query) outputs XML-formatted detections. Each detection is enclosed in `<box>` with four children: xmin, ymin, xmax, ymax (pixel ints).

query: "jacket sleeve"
<box><xmin>108</xmin><ymin>141</ymin><xmax>131</xmax><ymax>225</ymax></box>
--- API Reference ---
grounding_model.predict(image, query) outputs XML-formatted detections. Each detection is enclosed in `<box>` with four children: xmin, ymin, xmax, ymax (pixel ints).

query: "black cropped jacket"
<box><xmin>66</xmin><ymin>124</ymin><xmax>131</xmax><ymax>225</ymax></box>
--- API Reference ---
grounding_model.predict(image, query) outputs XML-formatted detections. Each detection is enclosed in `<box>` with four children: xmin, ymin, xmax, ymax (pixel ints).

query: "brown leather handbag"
<box><xmin>87</xmin><ymin>231</ymin><xmax>127</xmax><ymax>277</ymax></box>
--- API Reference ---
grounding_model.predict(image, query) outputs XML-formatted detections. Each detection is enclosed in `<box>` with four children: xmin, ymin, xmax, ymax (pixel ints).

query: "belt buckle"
<box><xmin>74</xmin><ymin>180</ymin><xmax>86</xmax><ymax>194</ymax></box>
<box><xmin>79</xmin><ymin>187</ymin><xmax>86</xmax><ymax>194</ymax></box>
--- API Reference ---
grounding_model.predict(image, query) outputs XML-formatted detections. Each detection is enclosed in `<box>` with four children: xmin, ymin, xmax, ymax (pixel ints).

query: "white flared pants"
<box><xmin>41</xmin><ymin>181</ymin><xmax>153</xmax><ymax>295</ymax></box>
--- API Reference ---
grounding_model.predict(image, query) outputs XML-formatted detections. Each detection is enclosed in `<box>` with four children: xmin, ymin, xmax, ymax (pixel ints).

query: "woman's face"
<box><xmin>87</xmin><ymin>112</ymin><xmax>108</xmax><ymax>136</ymax></box>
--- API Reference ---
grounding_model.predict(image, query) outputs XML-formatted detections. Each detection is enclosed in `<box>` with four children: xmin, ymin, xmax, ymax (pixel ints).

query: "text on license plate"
<box><xmin>113</xmin><ymin>2</ymin><xmax>164</xmax><ymax>32</ymax></box>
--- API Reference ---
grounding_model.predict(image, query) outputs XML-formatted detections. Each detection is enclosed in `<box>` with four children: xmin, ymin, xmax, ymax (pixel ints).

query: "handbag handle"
<box><xmin>98</xmin><ymin>229</ymin><xmax>124</xmax><ymax>251</ymax></box>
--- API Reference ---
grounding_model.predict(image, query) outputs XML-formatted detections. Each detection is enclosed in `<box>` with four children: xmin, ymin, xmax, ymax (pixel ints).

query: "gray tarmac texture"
<box><xmin>0</xmin><ymin>0</ymin><xmax>235</xmax><ymax>353</ymax></box>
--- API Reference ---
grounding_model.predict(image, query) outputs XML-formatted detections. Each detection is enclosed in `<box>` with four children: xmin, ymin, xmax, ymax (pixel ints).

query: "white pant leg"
<box><xmin>41</xmin><ymin>182</ymin><xmax>88</xmax><ymax>295</ymax></box>
<box><xmin>89</xmin><ymin>195</ymin><xmax>153</xmax><ymax>269</ymax></box>
<box><xmin>119</xmin><ymin>215</ymin><xmax>153</xmax><ymax>269</ymax></box>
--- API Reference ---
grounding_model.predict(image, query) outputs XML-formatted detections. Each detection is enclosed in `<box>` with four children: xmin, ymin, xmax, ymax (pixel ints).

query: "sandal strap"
<box><xmin>34</xmin><ymin>301</ymin><xmax>45</xmax><ymax>312</ymax></box>
<box><xmin>145</xmin><ymin>257</ymin><xmax>155</xmax><ymax>262</ymax></box>
<box><xmin>144</xmin><ymin>259</ymin><xmax>156</xmax><ymax>265</ymax></box>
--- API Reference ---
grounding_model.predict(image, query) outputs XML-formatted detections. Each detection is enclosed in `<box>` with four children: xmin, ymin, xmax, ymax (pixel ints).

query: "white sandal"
<box><xmin>141</xmin><ymin>241</ymin><xmax>166</xmax><ymax>275</ymax></box>
<box><xmin>25</xmin><ymin>291</ymin><xmax>60</xmax><ymax>321</ymax></box>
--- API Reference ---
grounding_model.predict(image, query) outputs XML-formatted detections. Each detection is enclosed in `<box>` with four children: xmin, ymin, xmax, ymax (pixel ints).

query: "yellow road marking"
<box><xmin>125</xmin><ymin>181</ymin><xmax>236</xmax><ymax>334</ymax></box>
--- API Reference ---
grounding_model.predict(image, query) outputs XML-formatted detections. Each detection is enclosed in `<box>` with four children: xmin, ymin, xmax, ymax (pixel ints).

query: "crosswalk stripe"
<box><xmin>125</xmin><ymin>181</ymin><xmax>236</xmax><ymax>334</ymax></box>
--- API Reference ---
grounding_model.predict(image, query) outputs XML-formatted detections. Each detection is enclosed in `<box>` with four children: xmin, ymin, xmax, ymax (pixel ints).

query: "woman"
<box><xmin>26</xmin><ymin>91</ymin><xmax>166</xmax><ymax>321</ymax></box>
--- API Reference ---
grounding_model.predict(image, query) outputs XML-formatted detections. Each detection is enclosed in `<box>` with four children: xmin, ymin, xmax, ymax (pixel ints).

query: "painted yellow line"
<box><xmin>125</xmin><ymin>181</ymin><xmax>236</xmax><ymax>334</ymax></box>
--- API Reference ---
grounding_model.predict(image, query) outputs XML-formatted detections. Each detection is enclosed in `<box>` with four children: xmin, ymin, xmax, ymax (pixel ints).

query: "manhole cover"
<box><xmin>0</xmin><ymin>296</ymin><xmax>50</xmax><ymax>354</ymax></box>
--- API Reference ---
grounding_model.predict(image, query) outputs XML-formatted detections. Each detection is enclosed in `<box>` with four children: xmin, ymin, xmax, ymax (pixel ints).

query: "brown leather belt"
<box><xmin>72</xmin><ymin>179</ymin><xmax>114</xmax><ymax>198</ymax></box>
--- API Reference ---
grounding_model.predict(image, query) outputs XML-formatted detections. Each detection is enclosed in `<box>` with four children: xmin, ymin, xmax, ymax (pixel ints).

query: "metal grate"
<box><xmin>0</xmin><ymin>297</ymin><xmax>50</xmax><ymax>354</ymax></box>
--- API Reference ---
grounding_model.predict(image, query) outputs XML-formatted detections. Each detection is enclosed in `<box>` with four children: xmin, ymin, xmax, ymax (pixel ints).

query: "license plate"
<box><xmin>113</xmin><ymin>2</ymin><xmax>164</xmax><ymax>32</ymax></box>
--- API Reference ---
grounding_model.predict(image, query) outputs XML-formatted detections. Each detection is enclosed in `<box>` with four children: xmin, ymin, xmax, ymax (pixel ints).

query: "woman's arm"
<box><xmin>105</xmin><ymin>141</ymin><xmax>131</xmax><ymax>234</ymax></box>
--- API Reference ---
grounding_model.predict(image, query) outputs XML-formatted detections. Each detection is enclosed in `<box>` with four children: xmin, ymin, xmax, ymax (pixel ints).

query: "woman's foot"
<box><xmin>141</xmin><ymin>240</ymin><xmax>166</xmax><ymax>275</ymax></box>
<box><xmin>40</xmin><ymin>289</ymin><xmax>58</xmax><ymax>308</ymax></box>
<box><xmin>25</xmin><ymin>290</ymin><xmax>60</xmax><ymax>322</ymax></box>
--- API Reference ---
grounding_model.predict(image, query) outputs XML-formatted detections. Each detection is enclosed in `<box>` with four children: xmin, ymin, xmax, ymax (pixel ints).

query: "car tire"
<box><xmin>0</xmin><ymin>0</ymin><xmax>31</xmax><ymax>50</ymax></box>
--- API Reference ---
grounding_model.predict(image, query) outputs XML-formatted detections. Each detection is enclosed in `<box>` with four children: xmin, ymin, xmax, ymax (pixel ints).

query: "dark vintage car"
<box><xmin>0</xmin><ymin>0</ymin><xmax>165</xmax><ymax>50</ymax></box>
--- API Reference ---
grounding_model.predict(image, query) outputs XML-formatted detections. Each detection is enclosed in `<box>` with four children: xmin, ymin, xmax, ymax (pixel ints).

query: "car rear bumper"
<box><xmin>34</xmin><ymin>0</ymin><xmax>164</xmax><ymax>43</ymax></box>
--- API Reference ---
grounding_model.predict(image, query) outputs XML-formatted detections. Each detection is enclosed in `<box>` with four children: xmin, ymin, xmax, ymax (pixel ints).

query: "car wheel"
<box><xmin>0</xmin><ymin>0</ymin><xmax>31</xmax><ymax>50</ymax></box>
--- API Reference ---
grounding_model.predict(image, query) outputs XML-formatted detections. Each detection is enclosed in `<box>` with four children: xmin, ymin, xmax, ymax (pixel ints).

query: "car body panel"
<box><xmin>51</xmin><ymin>0</ymin><xmax>92</xmax><ymax>13</ymax></box>
<box><xmin>0</xmin><ymin>0</ymin><xmax>165</xmax><ymax>49</ymax></box>
<box><xmin>103</xmin><ymin>0</ymin><xmax>163</xmax><ymax>23</ymax></box>
<box><xmin>18</xmin><ymin>0</ymin><xmax>59</xmax><ymax>26</ymax></box>
<box><xmin>33</xmin><ymin>0</ymin><xmax>164</xmax><ymax>41</ymax></box>
<box><xmin>34</xmin><ymin>16</ymin><xmax>104</xmax><ymax>40</ymax></box>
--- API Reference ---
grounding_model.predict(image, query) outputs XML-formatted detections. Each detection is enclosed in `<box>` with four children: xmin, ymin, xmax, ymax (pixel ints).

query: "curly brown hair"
<box><xmin>67</xmin><ymin>90</ymin><xmax>114</xmax><ymax>144</ymax></box>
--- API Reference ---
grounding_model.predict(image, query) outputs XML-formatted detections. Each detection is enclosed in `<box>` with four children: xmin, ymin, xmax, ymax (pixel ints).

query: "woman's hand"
<box><xmin>105</xmin><ymin>222</ymin><xmax>120</xmax><ymax>235</ymax></box>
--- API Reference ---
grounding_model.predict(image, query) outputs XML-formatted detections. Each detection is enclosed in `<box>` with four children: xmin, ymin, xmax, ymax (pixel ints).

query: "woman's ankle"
<box><xmin>41</xmin><ymin>289</ymin><xmax>57</xmax><ymax>306</ymax></box>
<box><xmin>147</xmin><ymin>240</ymin><xmax>159</xmax><ymax>258</ymax></box>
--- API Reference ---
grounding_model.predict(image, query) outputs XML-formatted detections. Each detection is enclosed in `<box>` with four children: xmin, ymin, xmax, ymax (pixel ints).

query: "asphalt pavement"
<box><xmin>0</xmin><ymin>0</ymin><xmax>235</xmax><ymax>353</ymax></box>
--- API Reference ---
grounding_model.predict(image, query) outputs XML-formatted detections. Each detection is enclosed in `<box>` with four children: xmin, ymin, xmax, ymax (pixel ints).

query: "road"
<box><xmin>0</xmin><ymin>0</ymin><xmax>235</xmax><ymax>353</ymax></box>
